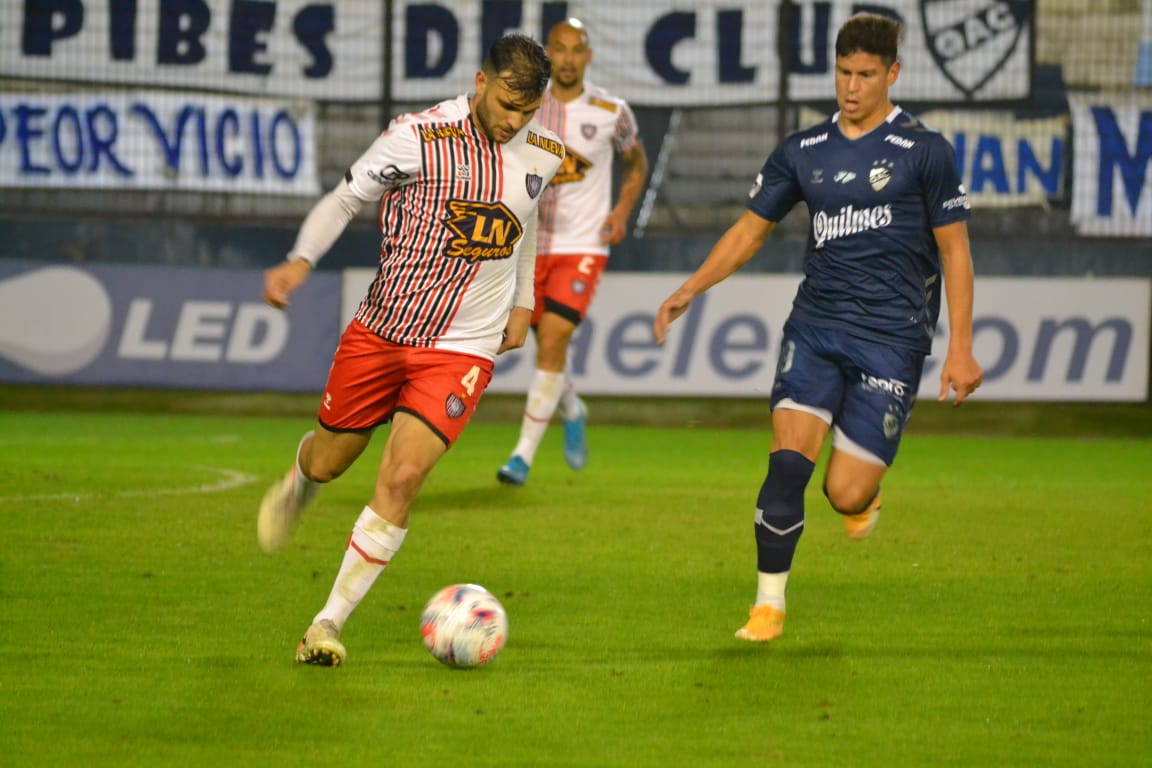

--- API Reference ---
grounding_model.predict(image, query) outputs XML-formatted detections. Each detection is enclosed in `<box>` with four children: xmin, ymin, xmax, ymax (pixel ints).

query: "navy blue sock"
<box><xmin>754</xmin><ymin>449</ymin><xmax>815</xmax><ymax>573</ymax></box>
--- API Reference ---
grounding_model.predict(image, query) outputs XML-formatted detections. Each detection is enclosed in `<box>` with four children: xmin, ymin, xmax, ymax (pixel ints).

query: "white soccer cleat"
<box><xmin>295</xmin><ymin>619</ymin><xmax>346</xmax><ymax>667</ymax></box>
<box><xmin>257</xmin><ymin>466</ymin><xmax>315</xmax><ymax>553</ymax></box>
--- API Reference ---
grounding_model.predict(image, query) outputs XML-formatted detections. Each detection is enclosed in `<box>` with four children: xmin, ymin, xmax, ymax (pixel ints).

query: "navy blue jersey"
<box><xmin>748</xmin><ymin>107</ymin><xmax>970</xmax><ymax>353</ymax></box>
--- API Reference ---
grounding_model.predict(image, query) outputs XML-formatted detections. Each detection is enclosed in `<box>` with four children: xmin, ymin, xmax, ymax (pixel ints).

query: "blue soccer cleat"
<box><xmin>497</xmin><ymin>455</ymin><xmax>530</xmax><ymax>486</ymax></box>
<box><xmin>562</xmin><ymin>397</ymin><xmax>588</xmax><ymax>470</ymax></box>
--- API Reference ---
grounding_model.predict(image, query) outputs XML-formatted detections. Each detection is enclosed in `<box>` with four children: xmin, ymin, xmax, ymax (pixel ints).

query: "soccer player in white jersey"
<box><xmin>256</xmin><ymin>34</ymin><xmax>563</xmax><ymax>666</ymax></box>
<box><xmin>654</xmin><ymin>13</ymin><xmax>984</xmax><ymax>642</ymax></box>
<box><xmin>496</xmin><ymin>18</ymin><xmax>649</xmax><ymax>486</ymax></box>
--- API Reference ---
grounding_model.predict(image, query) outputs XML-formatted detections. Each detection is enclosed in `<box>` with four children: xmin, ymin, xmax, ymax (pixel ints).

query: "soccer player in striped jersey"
<box><xmin>653</xmin><ymin>13</ymin><xmax>984</xmax><ymax>642</ymax></box>
<box><xmin>497</xmin><ymin>18</ymin><xmax>649</xmax><ymax>486</ymax></box>
<box><xmin>256</xmin><ymin>33</ymin><xmax>564</xmax><ymax>666</ymax></box>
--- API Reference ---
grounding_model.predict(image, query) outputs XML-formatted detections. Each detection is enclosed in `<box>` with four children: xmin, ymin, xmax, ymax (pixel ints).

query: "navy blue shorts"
<box><xmin>770</xmin><ymin>320</ymin><xmax>925</xmax><ymax>466</ymax></box>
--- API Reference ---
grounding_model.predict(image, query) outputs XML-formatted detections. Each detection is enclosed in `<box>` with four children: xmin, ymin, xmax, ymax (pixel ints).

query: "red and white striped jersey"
<box><xmin>344</xmin><ymin>95</ymin><xmax>563</xmax><ymax>360</ymax></box>
<box><xmin>534</xmin><ymin>82</ymin><xmax>641</xmax><ymax>256</ymax></box>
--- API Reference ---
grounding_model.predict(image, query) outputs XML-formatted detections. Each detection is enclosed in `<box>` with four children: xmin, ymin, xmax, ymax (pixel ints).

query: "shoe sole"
<box><xmin>734</xmin><ymin>628</ymin><xmax>783</xmax><ymax>642</ymax></box>
<box><xmin>496</xmin><ymin>471</ymin><xmax>526</xmax><ymax>486</ymax></box>
<box><xmin>296</xmin><ymin>641</ymin><xmax>346</xmax><ymax>667</ymax></box>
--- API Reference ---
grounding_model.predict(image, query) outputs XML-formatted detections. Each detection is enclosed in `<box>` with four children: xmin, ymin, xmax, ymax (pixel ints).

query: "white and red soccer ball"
<box><xmin>420</xmin><ymin>583</ymin><xmax>508</xmax><ymax>668</ymax></box>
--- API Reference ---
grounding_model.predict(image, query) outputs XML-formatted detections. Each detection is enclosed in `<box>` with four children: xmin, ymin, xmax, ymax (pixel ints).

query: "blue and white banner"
<box><xmin>1069</xmin><ymin>93</ymin><xmax>1152</xmax><ymax>237</ymax></box>
<box><xmin>0</xmin><ymin>91</ymin><xmax>319</xmax><ymax>195</ymax></box>
<box><xmin>801</xmin><ymin>107</ymin><xmax>1067</xmax><ymax>207</ymax></box>
<box><xmin>0</xmin><ymin>261</ymin><xmax>340</xmax><ymax>390</ymax></box>
<box><xmin>1</xmin><ymin>0</ymin><xmax>1033</xmax><ymax>106</ymax></box>
<box><xmin>395</xmin><ymin>0</ymin><xmax>1034</xmax><ymax>105</ymax></box>
<box><xmin>0</xmin><ymin>0</ymin><xmax>382</xmax><ymax>101</ymax></box>
<box><xmin>919</xmin><ymin>109</ymin><xmax>1066</xmax><ymax>207</ymax></box>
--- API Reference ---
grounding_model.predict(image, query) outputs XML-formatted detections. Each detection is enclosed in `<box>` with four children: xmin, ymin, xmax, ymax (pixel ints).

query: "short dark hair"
<box><xmin>483</xmin><ymin>33</ymin><xmax>551</xmax><ymax>102</ymax></box>
<box><xmin>835</xmin><ymin>13</ymin><xmax>903</xmax><ymax>67</ymax></box>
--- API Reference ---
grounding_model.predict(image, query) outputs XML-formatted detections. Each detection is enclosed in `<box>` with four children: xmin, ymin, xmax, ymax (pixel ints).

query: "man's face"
<box><xmin>833</xmin><ymin>51</ymin><xmax>899</xmax><ymax>127</ymax></box>
<box><xmin>472</xmin><ymin>70</ymin><xmax>542</xmax><ymax>143</ymax></box>
<box><xmin>546</xmin><ymin>25</ymin><xmax>591</xmax><ymax>89</ymax></box>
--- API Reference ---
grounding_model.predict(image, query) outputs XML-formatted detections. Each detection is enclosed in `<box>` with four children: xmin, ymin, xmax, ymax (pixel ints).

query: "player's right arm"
<box><xmin>264</xmin><ymin>119</ymin><xmax>422</xmax><ymax>311</ymax></box>
<box><xmin>653</xmin><ymin>210</ymin><xmax>775</xmax><ymax>344</ymax></box>
<box><xmin>934</xmin><ymin>220</ymin><xmax>983</xmax><ymax>405</ymax></box>
<box><xmin>263</xmin><ymin>179</ymin><xmax>365</xmax><ymax>310</ymax></box>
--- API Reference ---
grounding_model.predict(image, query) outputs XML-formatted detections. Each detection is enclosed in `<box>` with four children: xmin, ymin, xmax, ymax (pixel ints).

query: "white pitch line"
<box><xmin>0</xmin><ymin>466</ymin><xmax>259</xmax><ymax>503</ymax></box>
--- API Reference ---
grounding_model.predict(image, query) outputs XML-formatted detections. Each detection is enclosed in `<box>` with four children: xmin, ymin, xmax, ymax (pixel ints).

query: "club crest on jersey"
<box><xmin>444</xmin><ymin>199</ymin><xmax>524</xmax><ymax>262</ymax></box>
<box><xmin>445</xmin><ymin>393</ymin><xmax>467</xmax><ymax>419</ymax></box>
<box><xmin>869</xmin><ymin>160</ymin><xmax>894</xmax><ymax>191</ymax></box>
<box><xmin>526</xmin><ymin>173</ymin><xmax>543</xmax><ymax>198</ymax></box>
<box><xmin>883</xmin><ymin>410</ymin><xmax>902</xmax><ymax>439</ymax></box>
<box><xmin>920</xmin><ymin>0</ymin><xmax>1029</xmax><ymax>98</ymax></box>
<box><xmin>581</xmin><ymin>123</ymin><xmax>597</xmax><ymax>139</ymax></box>
<box><xmin>551</xmin><ymin>145</ymin><xmax>593</xmax><ymax>186</ymax></box>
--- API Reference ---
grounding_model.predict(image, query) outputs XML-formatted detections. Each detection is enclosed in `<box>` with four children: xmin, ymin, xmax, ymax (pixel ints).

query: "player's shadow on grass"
<box><xmin>415</xmin><ymin>485</ymin><xmax>543</xmax><ymax>514</ymax></box>
<box><xmin>714</xmin><ymin>640</ymin><xmax>1147</xmax><ymax>662</ymax></box>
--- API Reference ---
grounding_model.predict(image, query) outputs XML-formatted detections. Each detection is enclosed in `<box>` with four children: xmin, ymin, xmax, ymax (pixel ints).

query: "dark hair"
<box><xmin>835</xmin><ymin>13</ymin><xmax>903</xmax><ymax>67</ymax></box>
<box><xmin>483</xmin><ymin>33</ymin><xmax>552</xmax><ymax>102</ymax></box>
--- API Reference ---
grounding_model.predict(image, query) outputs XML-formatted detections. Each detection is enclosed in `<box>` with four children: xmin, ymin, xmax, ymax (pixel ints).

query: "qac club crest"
<box><xmin>920</xmin><ymin>0</ymin><xmax>1030</xmax><ymax>99</ymax></box>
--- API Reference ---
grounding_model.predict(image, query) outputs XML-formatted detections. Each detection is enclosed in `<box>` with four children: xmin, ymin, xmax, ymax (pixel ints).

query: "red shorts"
<box><xmin>318</xmin><ymin>320</ymin><xmax>494</xmax><ymax>446</ymax></box>
<box><xmin>532</xmin><ymin>253</ymin><xmax>608</xmax><ymax>326</ymax></box>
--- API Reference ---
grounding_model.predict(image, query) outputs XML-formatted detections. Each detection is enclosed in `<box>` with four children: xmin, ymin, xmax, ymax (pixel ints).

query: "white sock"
<box><xmin>559</xmin><ymin>374</ymin><xmax>582</xmax><ymax>420</ymax></box>
<box><xmin>512</xmin><ymin>369</ymin><xmax>564</xmax><ymax>464</ymax></box>
<box><xmin>754</xmin><ymin>571</ymin><xmax>789</xmax><ymax>612</ymax></box>
<box><xmin>314</xmin><ymin>506</ymin><xmax>407</xmax><ymax>631</ymax></box>
<box><xmin>291</xmin><ymin>431</ymin><xmax>322</xmax><ymax>506</ymax></box>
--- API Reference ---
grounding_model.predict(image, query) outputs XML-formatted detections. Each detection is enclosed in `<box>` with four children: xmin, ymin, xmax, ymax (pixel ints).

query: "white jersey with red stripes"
<box><xmin>534</xmin><ymin>82</ymin><xmax>641</xmax><ymax>257</ymax></box>
<box><xmin>344</xmin><ymin>95</ymin><xmax>563</xmax><ymax>360</ymax></box>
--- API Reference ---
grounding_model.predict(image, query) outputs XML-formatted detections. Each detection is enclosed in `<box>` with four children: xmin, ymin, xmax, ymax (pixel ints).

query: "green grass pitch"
<box><xmin>0</xmin><ymin>399</ymin><xmax>1149</xmax><ymax>767</ymax></box>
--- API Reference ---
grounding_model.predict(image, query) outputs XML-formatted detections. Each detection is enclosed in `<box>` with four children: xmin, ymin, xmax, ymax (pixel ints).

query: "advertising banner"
<box><xmin>345</xmin><ymin>270</ymin><xmax>1149</xmax><ymax>402</ymax></box>
<box><xmin>0</xmin><ymin>261</ymin><xmax>340</xmax><ymax>390</ymax></box>
<box><xmin>1069</xmin><ymin>92</ymin><xmax>1152</xmax><ymax>237</ymax></box>
<box><xmin>3</xmin><ymin>265</ymin><xmax>1144</xmax><ymax>402</ymax></box>
<box><xmin>0</xmin><ymin>91</ymin><xmax>319</xmax><ymax>195</ymax></box>
<box><xmin>0</xmin><ymin>0</ymin><xmax>1033</xmax><ymax>106</ymax></box>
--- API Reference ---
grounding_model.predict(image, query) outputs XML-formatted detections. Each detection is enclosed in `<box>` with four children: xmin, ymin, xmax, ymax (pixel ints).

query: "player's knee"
<box><xmin>822</xmin><ymin>478</ymin><xmax>876</xmax><ymax>516</ymax></box>
<box><xmin>377</xmin><ymin>461</ymin><xmax>430</xmax><ymax>502</ymax></box>
<box><xmin>302</xmin><ymin>460</ymin><xmax>346</xmax><ymax>485</ymax></box>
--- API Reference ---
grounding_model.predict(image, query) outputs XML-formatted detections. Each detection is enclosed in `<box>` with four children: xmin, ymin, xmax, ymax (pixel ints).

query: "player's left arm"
<box><xmin>933</xmin><ymin>220</ymin><xmax>984</xmax><ymax>405</ymax></box>
<box><xmin>601</xmin><ymin>142</ymin><xmax>649</xmax><ymax>245</ymax></box>
<box><xmin>500</xmin><ymin>209</ymin><xmax>540</xmax><ymax>355</ymax></box>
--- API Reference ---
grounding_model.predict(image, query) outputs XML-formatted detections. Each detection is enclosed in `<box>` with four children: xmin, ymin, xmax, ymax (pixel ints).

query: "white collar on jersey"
<box><xmin>829</xmin><ymin>105</ymin><xmax>903</xmax><ymax>125</ymax></box>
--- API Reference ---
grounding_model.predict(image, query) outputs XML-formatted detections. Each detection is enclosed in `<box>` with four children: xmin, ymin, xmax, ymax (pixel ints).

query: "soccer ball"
<box><xmin>420</xmin><ymin>583</ymin><xmax>508</xmax><ymax>668</ymax></box>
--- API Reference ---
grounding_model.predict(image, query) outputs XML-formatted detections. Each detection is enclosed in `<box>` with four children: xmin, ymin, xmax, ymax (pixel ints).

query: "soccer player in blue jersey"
<box><xmin>653</xmin><ymin>12</ymin><xmax>983</xmax><ymax>642</ymax></box>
